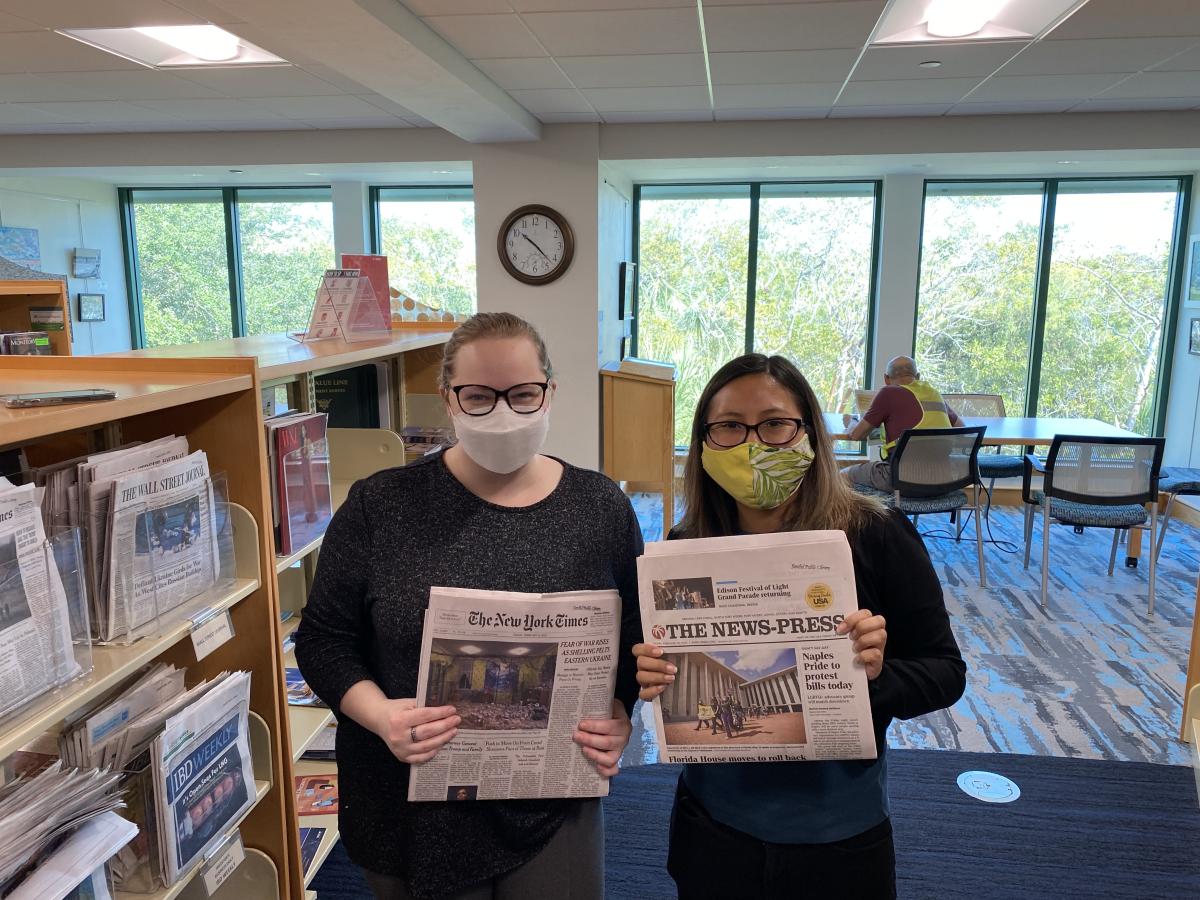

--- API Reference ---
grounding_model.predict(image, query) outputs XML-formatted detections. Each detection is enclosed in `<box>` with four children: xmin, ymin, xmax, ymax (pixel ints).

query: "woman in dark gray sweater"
<box><xmin>295</xmin><ymin>313</ymin><xmax>643</xmax><ymax>900</ymax></box>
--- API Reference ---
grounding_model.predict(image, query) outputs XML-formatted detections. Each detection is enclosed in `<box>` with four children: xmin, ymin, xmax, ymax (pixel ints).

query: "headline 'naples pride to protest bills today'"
<box><xmin>637</xmin><ymin>531</ymin><xmax>876</xmax><ymax>765</ymax></box>
<box><xmin>410</xmin><ymin>586</ymin><xmax>621</xmax><ymax>802</ymax></box>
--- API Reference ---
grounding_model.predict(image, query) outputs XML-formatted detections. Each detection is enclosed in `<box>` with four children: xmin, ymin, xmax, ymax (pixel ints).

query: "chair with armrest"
<box><xmin>943</xmin><ymin>393</ymin><xmax>1025</xmax><ymax>515</ymax></box>
<box><xmin>1021</xmin><ymin>435</ymin><xmax>1164</xmax><ymax>614</ymax></box>
<box><xmin>1153</xmin><ymin>467</ymin><xmax>1200</xmax><ymax>563</ymax></box>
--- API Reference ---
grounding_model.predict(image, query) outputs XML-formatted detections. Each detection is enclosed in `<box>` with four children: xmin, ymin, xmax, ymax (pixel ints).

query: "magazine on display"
<box><xmin>409</xmin><ymin>586</ymin><xmax>621</xmax><ymax>802</ymax></box>
<box><xmin>105</xmin><ymin>450</ymin><xmax>219</xmax><ymax>640</ymax></box>
<box><xmin>637</xmin><ymin>531</ymin><xmax>876</xmax><ymax>765</ymax></box>
<box><xmin>0</xmin><ymin>481</ymin><xmax>80</xmax><ymax>721</ymax></box>
<box><xmin>270</xmin><ymin>413</ymin><xmax>332</xmax><ymax>556</ymax></box>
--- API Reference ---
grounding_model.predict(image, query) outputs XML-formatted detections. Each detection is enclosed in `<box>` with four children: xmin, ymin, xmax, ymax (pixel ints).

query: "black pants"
<box><xmin>667</xmin><ymin>779</ymin><xmax>896</xmax><ymax>900</ymax></box>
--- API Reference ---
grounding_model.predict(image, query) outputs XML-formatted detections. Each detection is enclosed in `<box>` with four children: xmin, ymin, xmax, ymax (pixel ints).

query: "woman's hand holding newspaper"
<box><xmin>573</xmin><ymin>700</ymin><xmax>632</xmax><ymax>777</ymax></box>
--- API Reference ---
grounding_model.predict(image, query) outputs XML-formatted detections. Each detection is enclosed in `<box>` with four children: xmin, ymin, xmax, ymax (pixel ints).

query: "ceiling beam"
<box><xmin>178</xmin><ymin>0</ymin><xmax>541</xmax><ymax>143</ymax></box>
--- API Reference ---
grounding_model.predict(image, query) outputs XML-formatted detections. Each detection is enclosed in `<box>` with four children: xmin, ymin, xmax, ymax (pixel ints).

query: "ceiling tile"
<box><xmin>423</xmin><ymin>14</ymin><xmax>545</xmax><ymax>59</ymax></box>
<box><xmin>581</xmin><ymin>85</ymin><xmax>710</xmax><ymax>112</ymax></box>
<box><xmin>948</xmin><ymin>100</ymin><xmax>1077</xmax><ymax>115</ymax></box>
<box><xmin>0</xmin><ymin>73</ymin><xmax>107</xmax><ymax>102</ymax></box>
<box><xmin>507</xmin><ymin>87</ymin><xmax>593</xmax><ymax>114</ymax></box>
<box><xmin>403</xmin><ymin>0</ymin><xmax>514</xmax><ymax>13</ymax></box>
<box><xmin>829</xmin><ymin>104</ymin><xmax>952</xmax><ymax>117</ymax></box>
<box><xmin>307</xmin><ymin>117</ymin><xmax>411</xmax><ymax>129</ymax></box>
<box><xmin>837</xmin><ymin>77</ymin><xmax>979</xmax><ymax>106</ymax></box>
<box><xmin>0</xmin><ymin>103</ymin><xmax>64</xmax><ymax>124</ymax></box>
<box><xmin>0</xmin><ymin>0</ymin><xmax>202</xmax><ymax>28</ymax></box>
<box><xmin>704</xmin><ymin>2</ymin><xmax>886</xmax><ymax>52</ymax></box>
<box><xmin>355</xmin><ymin>95</ymin><xmax>420</xmax><ymax>117</ymax></box>
<box><xmin>297</xmin><ymin>64</ymin><xmax>371</xmax><ymax>94</ymax></box>
<box><xmin>851</xmin><ymin>42</ymin><xmax>1024</xmax><ymax>81</ymax></box>
<box><xmin>536</xmin><ymin>111</ymin><xmax>603</xmax><ymax>123</ymax></box>
<box><xmin>0</xmin><ymin>31</ymin><xmax>144</xmax><ymax>72</ymax></box>
<box><xmin>0</xmin><ymin>13</ymin><xmax>40</xmax><ymax>31</ymax></box>
<box><xmin>257</xmin><ymin>95</ymin><xmax>386</xmax><ymax>119</ymax></box>
<box><xmin>130</xmin><ymin>97</ymin><xmax>287</xmax><ymax>121</ymax></box>
<box><xmin>25</xmin><ymin>99</ymin><xmax>186</xmax><ymax>123</ymax></box>
<box><xmin>473</xmin><ymin>57</ymin><xmax>571</xmax><ymax>90</ymax></box>
<box><xmin>513</xmin><ymin>0</ymin><xmax>692</xmax><ymax>9</ymax></box>
<box><xmin>176</xmin><ymin>67</ymin><xmax>351</xmax><ymax>98</ymax></box>
<box><xmin>714</xmin><ymin>82</ymin><xmax>840</xmax><ymax>109</ymax></box>
<box><xmin>1072</xmin><ymin>97</ymin><xmax>1199</xmax><ymax>112</ymax></box>
<box><xmin>601</xmin><ymin>109</ymin><xmax>712</xmax><ymax>123</ymax></box>
<box><xmin>32</xmin><ymin>70</ymin><xmax>222</xmax><ymax>100</ymax></box>
<box><xmin>708</xmin><ymin>49</ymin><xmax>858</xmax><ymax>85</ymax></box>
<box><xmin>557</xmin><ymin>54</ymin><xmax>706</xmax><ymax>89</ymax></box>
<box><xmin>187</xmin><ymin>119</ymin><xmax>311</xmax><ymax>131</ymax></box>
<box><xmin>0</xmin><ymin>122</ymin><xmax>134</xmax><ymax>133</ymax></box>
<box><xmin>520</xmin><ymin>9</ymin><xmax>701</xmax><ymax>56</ymax></box>
<box><xmin>1047</xmin><ymin>0</ymin><xmax>1200</xmax><ymax>40</ymax></box>
<box><xmin>714</xmin><ymin>106</ymin><xmax>829</xmax><ymax>121</ymax></box>
<box><xmin>1093</xmin><ymin>70</ymin><xmax>1200</xmax><ymax>98</ymax></box>
<box><xmin>967</xmin><ymin>72</ymin><xmax>1128</xmax><ymax>102</ymax></box>
<box><xmin>1148</xmin><ymin>42</ymin><xmax>1200</xmax><ymax>71</ymax></box>
<box><xmin>997</xmin><ymin>37</ymin><xmax>1197</xmax><ymax>76</ymax></box>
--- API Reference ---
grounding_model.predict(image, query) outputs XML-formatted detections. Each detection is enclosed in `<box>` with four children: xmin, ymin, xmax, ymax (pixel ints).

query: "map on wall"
<box><xmin>0</xmin><ymin>226</ymin><xmax>40</xmax><ymax>269</ymax></box>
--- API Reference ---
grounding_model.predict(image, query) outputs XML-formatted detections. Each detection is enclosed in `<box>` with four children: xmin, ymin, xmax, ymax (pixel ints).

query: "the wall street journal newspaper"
<box><xmin>409</xmin><ymin>587</ymin><xmax>620</xmax><ymax>802</ymax></box>
<box><xmin>106</xmin><ymin>451</ymin><xmax>219</xmax><ymax>640</ymax></box>
<box><xmin>0</xmin><ymin>482</ymin><xmax>79</xmax><ymax>720</ymax></box>
<box><xmin>637</xmin><ymin>531</ymin><xmax>876</xmax><ymax>764</ymax></box>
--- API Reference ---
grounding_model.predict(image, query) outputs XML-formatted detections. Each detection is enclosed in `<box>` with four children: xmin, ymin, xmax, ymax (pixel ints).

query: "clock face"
<box><xmin>498</xmin><ymin>205</ymin><xmax>574</xmax><ymax>285</ymax></box>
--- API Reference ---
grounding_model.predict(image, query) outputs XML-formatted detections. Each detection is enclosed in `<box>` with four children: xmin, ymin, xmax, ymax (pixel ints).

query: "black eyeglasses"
<box><xmin>451</xmin><ymin>382</ymin><xmax>550</xmax><ymax>416</ymax></box>
<box><xmin>704</xmin><ymin>418</ymin><xmax>806</xmax><ymax>448</ymax></box>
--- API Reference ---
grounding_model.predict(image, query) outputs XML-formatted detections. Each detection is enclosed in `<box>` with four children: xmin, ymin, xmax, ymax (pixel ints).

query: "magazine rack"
<box><xmin>0</xmin><ymin>526</ymin><xmax>92</xmax><ymax>727</ymax></box>
<box><xmin>106</xmin><ymin>475</ymin><xmax>241</xmax><ymax>646</ymax></box>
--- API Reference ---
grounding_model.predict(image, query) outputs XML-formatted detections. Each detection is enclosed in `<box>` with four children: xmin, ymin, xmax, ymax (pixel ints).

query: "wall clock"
<box><xmin>497</xmin><ymin>204</ymin><xmax>574</xmax><ymax>285</ymax></box>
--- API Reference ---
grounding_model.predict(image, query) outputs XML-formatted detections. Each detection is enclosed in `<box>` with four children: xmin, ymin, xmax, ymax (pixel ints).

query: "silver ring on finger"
<box><xmin>410</xmin><ymin>725</ymin><xmax>419</xmax><ymax>744</ymax></box>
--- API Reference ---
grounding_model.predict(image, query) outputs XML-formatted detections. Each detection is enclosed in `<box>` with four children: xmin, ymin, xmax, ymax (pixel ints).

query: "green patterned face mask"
<box><xmin>701</xmin><ymin>434</ymin><xmax>815</xmax><ymax>509</ymax></box>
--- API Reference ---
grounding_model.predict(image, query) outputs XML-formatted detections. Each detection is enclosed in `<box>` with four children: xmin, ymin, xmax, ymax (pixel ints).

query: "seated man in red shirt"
<box><xmin>841</xmin><ymin>356</ymin><xmax>963</xmax><ymax>491</ymax></box>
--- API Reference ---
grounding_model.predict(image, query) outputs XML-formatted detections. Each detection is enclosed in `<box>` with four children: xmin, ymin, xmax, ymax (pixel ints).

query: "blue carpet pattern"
<box><xmin>629</xmin><ymin>495</ymin><xmax>1198</xmax><ymax>766</ymax></box>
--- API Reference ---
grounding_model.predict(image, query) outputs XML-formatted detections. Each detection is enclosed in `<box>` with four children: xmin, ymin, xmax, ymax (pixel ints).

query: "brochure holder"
<box><xmin>288</xmin><ymin>269</ymin><xmax>391</xmax><ymax>344</ymax></box>
<box><xmin>0</xmin><ymin>526</ymin><xmax>93</xmax><ymax>727</ymax></box>
<box><xmin>278</xmin><ymin>437</ymin><xmax>332</xmax><ymax>558</ymax></box>
<box><xmin>105</xmin><ymin>473</ymin><xmax>238</xmax><ymax>646</ymax></box>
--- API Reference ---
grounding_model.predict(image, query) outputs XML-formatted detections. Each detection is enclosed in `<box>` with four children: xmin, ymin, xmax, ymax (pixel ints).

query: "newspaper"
<box><xmin>151</xmin><ymin>670</ymin><xmax>255</xmax><ymax>886</ymax></box>
<box><xmin>0</xmin><ymin>482</ymin><xmax>79</xmax><ymax>721</ymax></box>
<box><xmin>409</xmin><ymin>587</ymin><xmax>621</xmax><ymax>802</ymax></box>
<box><xmin>106</xmin><ymin>451</ymin><xmax>219</xmax><ymax>640</ymax></box>
<box><xmin>637</xmin><ymin>530</ymin><xmax>876</xmax><ymax>764</ymax></box>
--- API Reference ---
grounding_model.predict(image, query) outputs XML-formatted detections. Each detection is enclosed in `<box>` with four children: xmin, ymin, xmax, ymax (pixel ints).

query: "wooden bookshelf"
<box><xmin>0</xmin><ymin>278</ymin><xmax>71</xmax><ymax>355</ymax></box>
<box><xmin>0</xmin><ymin>355</ymin><xmax>292</xmax><ymax>899</ymax></box>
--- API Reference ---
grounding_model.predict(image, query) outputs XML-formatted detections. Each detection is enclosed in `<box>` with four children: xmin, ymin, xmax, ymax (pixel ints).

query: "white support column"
<box><xmin>331</xmin><ymin>180</ymin><xmax>370</xmax><ymax>259</ymax></box>
<box><xmin>871</xmin><ymin>174</ymin><xmax>925</xmax><ymax>386</ymax></box>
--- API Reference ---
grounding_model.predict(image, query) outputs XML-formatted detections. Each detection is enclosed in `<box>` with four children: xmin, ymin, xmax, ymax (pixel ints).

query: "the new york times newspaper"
<box><xmin>409</xmin><ymin>587</ymin><xmax>620</xmax><ymax>802</ymax></box>
<box><xmin>637</xmin><ymin>531</ymin><xmax>876</xmax><ymax>764</ymax></box>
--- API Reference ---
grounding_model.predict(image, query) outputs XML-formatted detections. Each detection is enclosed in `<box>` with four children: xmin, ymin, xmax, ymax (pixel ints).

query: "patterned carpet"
<box><xmin>627</xmin><ymin>494</ymin><xmax>1198</xmax><ymax>766</ymax></box>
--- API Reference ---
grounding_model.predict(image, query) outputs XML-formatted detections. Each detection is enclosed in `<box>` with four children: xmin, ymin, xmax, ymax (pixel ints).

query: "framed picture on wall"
<box><xmin>78</xmin><ymin>293</ymin><xmax>105</xmax><ymax>322</ymax></box>
<box><xmin>1187</xmin><ymin>235</ymin><xmax>1200</xmax><ymax>307</ymax></box>
<box><xmin>1190</xmin><ymin>318</ymin><xmax>1200</xmax><ymax>356</ymax></box>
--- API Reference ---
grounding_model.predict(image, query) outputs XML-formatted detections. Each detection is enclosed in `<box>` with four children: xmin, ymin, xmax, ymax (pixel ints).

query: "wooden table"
<box><xmin>823</xmin><ymin>412</ymin><xmax>1140</xmax><ymax>445</ymax></box>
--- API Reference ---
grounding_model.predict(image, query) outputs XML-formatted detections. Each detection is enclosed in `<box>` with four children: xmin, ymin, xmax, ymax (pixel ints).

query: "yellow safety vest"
<box><xmin>880</xmin><ymin>380</ymin><xmax>952</xmax><ymax>459</ymax></box>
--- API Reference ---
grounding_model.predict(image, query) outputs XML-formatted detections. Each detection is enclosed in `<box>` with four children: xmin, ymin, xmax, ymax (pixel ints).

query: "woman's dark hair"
<box><xmin>677</xmin><ymin>354</ymin><xmax>882</xmax><ymax>539</ymax></box>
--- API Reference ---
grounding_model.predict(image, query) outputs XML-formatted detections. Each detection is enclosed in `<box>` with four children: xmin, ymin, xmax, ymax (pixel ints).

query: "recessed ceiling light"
<box><xmin>1057</xmin><ymin>160</ymin><xmax>1080</xmax><ymax>165</ymax></box>
<box><xmin>873</xmin><ymin>0</ymin><xmax>1079</xmax><ymax>45</ymax></box>
<box><xmin>228</xmin><ymin>169</ymin><xmax>244</xmax><ymax>174</ymax></box>
<box><xmin>926</xmin><ymin>0</ymin><xmax>1007</xmax><ymax>38</ymax></box>
<box><xmin>912</xmin><ymin>163</ymin><xmax>930</xmax><ymax>169</ymax></box>
<box><xmin>57</xmin><ymin>24</ymin><xmax>286</xmax><ymax>68</ymax></box>
<box><xmin>305</xmin><ymin>172</ymin><xmax>323</xmax><ymax>176</ymax></box>
<box><xmin>432</xmin><ymin>169</ymin><xmax>454</xmax><ymax>175</ymax></box>
<box><xmin>919</xmin><ymin>60</ymin><xmax>943</xmax><ymax>69</ymax></box>
<box><xmin>189</xmin><ymin>173</ymin><xmax>205</xmax><ymax>177</ymax></box>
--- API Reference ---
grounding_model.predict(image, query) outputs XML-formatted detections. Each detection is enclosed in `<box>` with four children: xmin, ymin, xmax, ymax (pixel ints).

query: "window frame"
<box><xmin>630</xmin><ymin>178</ymin><xmax>883</xmax><ymax>393</ymax></box>
<box><xmin>368</xmin><ymin>184</ymin><xmax>476</xmax><ymax>255</ymax></box>
<box><xmin>913</xmin><ymin>175</ymin><xmax>1194</xmax><ymax>436</ymax></box>
<box><xmin>121</xmin><ymin>184</ymin><xmax>334</xmax><ymax>348</ymax></box>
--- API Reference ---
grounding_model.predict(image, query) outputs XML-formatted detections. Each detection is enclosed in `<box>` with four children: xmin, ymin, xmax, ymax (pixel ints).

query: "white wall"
<box><xmin>597</xmin><ymin>165</ymin><xmax>632</xmax><ymax>368</ymax></box>
<box><xmin>1162</xmin><ymin>172</ymin><xmax>1200</xmax><ymax>468</ymax></box>
<box><xmin>0</xmin><ymin>177</ymin><xmax>130</xmax><ymax>354</ymax></box>
<box><xmin>471</xmin><ymin>125</ymin><xmax>602</xmax><ymax>468</ymax></box>
<box><xmin>872</xmin><ymin>175</ymin><xmax>924</xmax><ymax>385</ymax></box>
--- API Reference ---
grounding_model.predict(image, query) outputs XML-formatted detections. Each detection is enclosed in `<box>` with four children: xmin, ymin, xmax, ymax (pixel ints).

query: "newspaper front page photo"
<box><xmin>410</xmin><ymin>587</ymin><xmax>621</xmax><ymax>802</ymax></box>
<box><xmin>637</xmin><ymin>531</ymin><xmax>877</xmax><ymax>765</ymax></box>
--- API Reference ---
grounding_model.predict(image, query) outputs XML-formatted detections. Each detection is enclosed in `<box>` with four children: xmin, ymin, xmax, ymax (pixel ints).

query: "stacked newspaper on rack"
<box><xmin>637</xmin><ymin>530</ymin><xmax>876</xmax><ymax>764</ymax></box>
<box><xmin>61</xmin><ymin>669</ymin><xmax>255</xmax><ymax>890</ymax></box>
<box><xmin>409</xmin><ymin>586</ymin><xmax>621</xmax><ymax>802</ymax></box>
<box><xmin>0</xmin><ymin>480</ymin><xmax>80</xmax><ymax>721</ymax></box>
<box><xmin>0</xmin><ymin>762</ymin><xmax>127</xmax><ymax>897</ymax></box>
<box><xmin>28</xmin><ymin>438</ymin><xmax>223</xmax><ymax>642</ymax></box>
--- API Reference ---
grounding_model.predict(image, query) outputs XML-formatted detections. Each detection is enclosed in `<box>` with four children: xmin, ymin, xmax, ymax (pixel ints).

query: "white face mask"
<box><xmin>451</xmin><ymin>404</ymin><xmax>550</xmax><ymax>474</ymax></box>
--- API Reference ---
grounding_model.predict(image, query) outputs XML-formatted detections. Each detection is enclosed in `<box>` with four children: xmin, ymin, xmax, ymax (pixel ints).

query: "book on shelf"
<box><xmin>314</xmin><ymin>362</ymin><xmax>391</xmax><ymax>430</ymax></box>
<box><xmin>1</xmin><ymin>332</ymin><xmax>52</xmax><ymax>355</ymax></box>
<box><xmin>612</xmin><ymin>357</ymin><xmax>675</xmax><ymax>380</ymax></box>
<box><xmin>295</xmin><ymin>773</ymin><xmax>338</xmax><ymax>816</ymax></box>
<box><xmin>266</xmin><ymin>412</ymin><xmax>332</xmax><ymax>556</ymax></box>
<box><xmin>299</xmin><ymin>827</ymin><xmax>327</xmax><ymax>879</ymax></box>
<box><xmin>285</xmin><ymin>667</ymin><xmax>328</xmax><ymax>708</ymax></box>
<box><xmin>301</xmin><ymin>723</ymin><xmax>336</xmax><ymax>761</ymax></box>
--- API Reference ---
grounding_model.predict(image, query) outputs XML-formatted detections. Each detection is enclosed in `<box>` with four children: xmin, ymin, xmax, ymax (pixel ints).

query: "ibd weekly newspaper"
<box><xmin>637</xmin><ymin>531</ymin><xmax>876</xmax><ymax>764</ymax></box>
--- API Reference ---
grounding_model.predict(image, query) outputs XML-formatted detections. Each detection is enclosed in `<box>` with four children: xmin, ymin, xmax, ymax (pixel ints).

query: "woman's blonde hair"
<box><xmin>438</xmin><ymin>312</ymin><xmax>554</xmax><ymax>391</ymax></box>
<box><xmin>678</xmin><ymin>354</ymin><xmax>884</xmax><ymax>539</ymax></box>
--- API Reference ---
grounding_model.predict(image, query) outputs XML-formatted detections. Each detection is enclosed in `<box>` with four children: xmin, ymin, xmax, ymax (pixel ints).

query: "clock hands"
<box><xmin>520</xmin><ymin>232</ymin><xmax>553</xmax><ymax>263</ymax></box>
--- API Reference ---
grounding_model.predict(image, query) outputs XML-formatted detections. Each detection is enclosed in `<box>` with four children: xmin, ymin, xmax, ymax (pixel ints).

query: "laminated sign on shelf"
<box><xmin>291</xmin><ymin>269</ymin><xmax>391</xmax><ymax>344</ymax></box>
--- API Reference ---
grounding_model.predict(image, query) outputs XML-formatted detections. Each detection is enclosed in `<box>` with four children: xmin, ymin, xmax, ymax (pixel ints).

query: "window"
<box><xmin>915</xmin><ymin>178</ymin><xmax>1188</xmax><ymax>433</ymax></box>
<box><xmin>125</xmin><ymin>189</ymin><xmax>233</xmax><ymax>348</ymax></box>
<box><xmin>122</xmin><ymin>186</ymin><xmax>334</xmax><ymax>347</ymax></box>
<box><xmin>372</xmin><ymin>186</ymin><xmax>476</xmax><ymax>316</ymax></box>
<box><xmin>238</xmin><ymin>188</ymin><xmax>334</xmax><ymax>337</ymax></box>
<box><xmin>634</xmin><ymin>182</ymin><xmax>881</xmax><ymax>445</ymax></box>
<box><xmin>915</xmin><ymin>183</ymin><xmax>1043</xmax><ymax>415</ymax></box>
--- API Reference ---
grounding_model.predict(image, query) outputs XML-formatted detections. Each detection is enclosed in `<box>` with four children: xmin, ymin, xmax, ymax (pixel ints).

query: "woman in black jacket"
<box><xmin>635</xmin><ymin>353</ymin><xmax>966</xmax><ymax>900</ymax></box>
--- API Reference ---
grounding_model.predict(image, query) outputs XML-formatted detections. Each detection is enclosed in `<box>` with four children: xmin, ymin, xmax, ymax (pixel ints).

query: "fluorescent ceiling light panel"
<box><xmin>873</xmin><ymin>0</ymin><xmax>1087</xmax><ymax>45</ymax></box>
<box><xmin>58</xmin><ymin>25</ymin><xmax>286</xmax><ymax>68</ymax></box>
